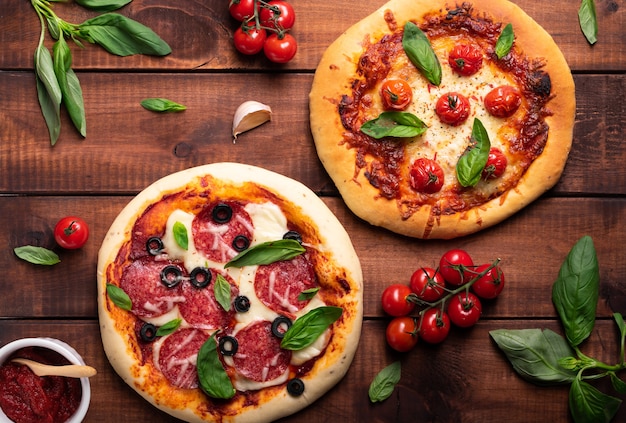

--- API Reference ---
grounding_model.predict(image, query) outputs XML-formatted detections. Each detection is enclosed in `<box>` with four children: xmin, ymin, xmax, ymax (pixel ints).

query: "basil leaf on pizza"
<box><xmin>360</xmin><ymin>111</ymin><xmax>428</xmax><ymax>139</ymax></box>
<box><xmin>156</xmin><ymin>318</ymin><xmax>182</xmax><ymax>336</ymax></box>
<box><xmin>495</xmin><ymin>23</ymin><xmax>514</xmax><ymax>58</ymax></box>
<box><xmin>197</xmin><ymin>333</ymin><xmax>236</xmax><ymax>400</ymax></box>
<box><xmin>213</xmin><ymin>274</ymin><xmax>232</xmax><ymax>311</ymax></box>
<box><xmin>298</xmin><ymin>287</ymin><xmax>320</xmax><ymax>301</ymax></box>
<box><xmin>281</xmin><ymin>306</ymin><xmax>343</xmax><ymax>350</ymax></box>
<box><xmin>172</xmin><ymin>221</ymin><xmax>188</xmax><ymax>250</ymax></box>
<box><xmin>456</xmin><ymin>119</ymin><xmax>491</xmax><ymax>187</ymax></box>
<box><xmin>106</xmin><ymin>283</ymin><xmax>132</xmax><ymax>310</ymax></box>
<box><xmin>224</xmin><ymin>239</ymin><xmax>305</xmax><ymax>268</ymax></box>
<box><xmin>402</xmin><ymin>21</ymin><xmax>442</xmax><ymax>86</ymax></box>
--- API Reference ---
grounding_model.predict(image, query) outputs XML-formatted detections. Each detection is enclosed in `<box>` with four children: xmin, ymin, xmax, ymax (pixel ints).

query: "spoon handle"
<box><xmin>11</xmin><ymin>358</ymin><xmax>97</xmax><ymax>378</ymax></box>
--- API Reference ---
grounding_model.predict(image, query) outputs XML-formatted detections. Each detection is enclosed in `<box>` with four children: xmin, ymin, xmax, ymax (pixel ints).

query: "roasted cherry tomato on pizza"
<box><xmin>472</xmin><ymin>263</ymin><xmax>506</xmax><ymax>299</ymax></box>
<box><xmin>260</xmin><ymin>0</ymin><xmax>295</xmax><ymax>30</ymax></box>
<box><xmin>435</xmin><ymin>92</ymin><xmax>471</xmax><ymax>126</ymax></box>
<box><xmin>418</xmin><ymin>308</ymin><xmax>450</xmax><ymax>344</ymax></box>
<box><xmin>233</xmin><ymin>25</ymin><xmax>267</xmax><ymax>55</ymax></box>
<box><xmin>482</xmin><ymin>148</ymin><xmax>508</xmax><ymax>180</ymax></box>
<box><xmin>229</xmin><ymin>0</ymin><xmax>257</xmax><ymax>21</ymax></box>
<box><xmin>386</xmin><ymin>316</ymin><xmax>419</xmax><ymax>352</ymax></box>
<box><xmin>409</xmin><ymin>158</ymin><xmax>444</xmax><ymax>194</ymax></box>
<box><xmin>484</xmin><ymin>85</ymin><xmax>522</xmax><ymax>118</ymax></box>
<box><xmin>381</xmin><ymin>284</ymin><xmax>415</xmax><ymax>316</ymax></box>
<box><xmin>410</xmin><ymin>267</ymin><xmax>446</xmax><ymax>302</ymax></box>
<box><xmin>54</xmin><ymin>216</ymin><xmax>89</xmax><ymax>249</ymax></box>
<box><xmin>439</xmin><ymin>248</ymin><xmax>474</xmax><ymax>287</ymax></box>
<box><xmin>447</xmin><ymin>292</ymin><xmax>482</xmax><ymax>328</ymax></box>
<box><xmin>380</xmin><ymin>79</ymin><xmax>413</xmax><ymax>111</ymax></box>
<box><xmin>448</xmin><ymin>44</ymin><xmax>483</xmax><ymax>76</ymax></box>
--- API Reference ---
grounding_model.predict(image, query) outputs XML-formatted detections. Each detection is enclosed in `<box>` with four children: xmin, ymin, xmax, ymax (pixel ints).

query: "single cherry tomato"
<box><xmin>447</xmin><ymin>292</ymin><xmax>482</xmax><ymax>327</ymax></box>
<box><xmin>484</xmin><ymin>85</ymin><xmax>522</xmax><ymax>118</ymax></box>
<box><xmin>448</xmin><ymin>44</ymin><xmax>483</xmax><ymax>76</ymax></box>
<box><xmin>482</xmin><ymin>147</ymin><xmax>508</xmax><ymax>180</ymax></box>
<box><xmin>229</xmin><ymin>0</ymin><xmax>257</xmax><ymax>21</ymax></box>
<box><xmin>418</xmin><ymin>308</ymin><xmax>450</xmax><ymax>344</ymax></box>
<box><xmin>263</xmin><ymin>32</ymin><xmax>298</xmax><ymax>63</ymax></box>
<box><xmin>259</xmin><ymin>0</ymin><xmax>295</xmax><ymax>30</ymax></box>
<box><xmin>409</xmin><ymin>158</ymin><xmax>444</xmax><ymax>194</ymax></box>
<box><xmin>233</xmin><ymin>25</ymin><xmax>267</xmax><ymax>55</ymax></box>
<box><xmin>54</xmin><ymin>216</ymin><xmax>89</xmax><ymax>249</ymax></box>
<box><xmin>472</xmin><ymin>263</ymin><xmax>506</xmax><ymax>299</ymax></box>
<box><xmin>381</xmin><ymin>284</ymin><xmax>415</xmax><ymax>317</ymax></box>
<box><xmin>380</xmin><ymin>79</ymin><xmax>413</xmax><ymax>111</ymax></box>
<box><xmin>386</xmin><ymin>316</ymin><xmax>419</xmax><ymax>352</ymax></box>
<box><xmin>410</xmin><ymin>267</ymin><xmax>446</xmax><ymax>303</ymax></box>
<box><xmin>439</xmin><ymin>249</ymin><xmax>474</xmax><ymax>287</ymax></box>
<box><xmin>435</xmin><ymin>92</ymin><xmax>471</xmax><ymax>126</ymax></box>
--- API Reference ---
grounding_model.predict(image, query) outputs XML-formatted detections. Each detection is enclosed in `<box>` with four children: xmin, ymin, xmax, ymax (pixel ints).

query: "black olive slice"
<box><xmin>140</xmin><ymin>323</ymin><xmax>157</xmax><ymax>342</ymax></box>
<box><xmin>218</xmin><ymin>336</ymin><xmax>239</xmax><ymax>356</ymax></box>
<box><xmin>232</xmin><ymin>235</ymin><xmax>250</xmax><ymax>252</ymax></box>
<box><xmin>146</xmin><ymin>237</ymin><xmax>164</xmax><ymax>255</ymax></box>
<box><xmin>234</xmin><ymin>295</ymin><xmax>251</xmax><ymax>313</ymax></box>
<box><xmin>160</xmin><ymin>265</ymin><xmax>183</xmax><ymax>288</ymax></box>
<box><xmin>271</xmin><ymin>316</ymin><xmax>292</xmax><ymax>339</ymax></box>
<box><xmin>283</xmin><ymin>230</ymin><xmax>303</xmax><ymax>244</ymax></box>
<box><xmin>190</xmin><ymin>267</ymin><xmax>212</xmax><ymax>289</ymax></box>
<box><xmin>212</xmin><ymin>203</ymin><xmax>233</xmax><ymax>224</ymax></box>
<box><xmin>287</xmin><ymin>378</ymin><xmax>305</xmax><ymax>396</ymax></box>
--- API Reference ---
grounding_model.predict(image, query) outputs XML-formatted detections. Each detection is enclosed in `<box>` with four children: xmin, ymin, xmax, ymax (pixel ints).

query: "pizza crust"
<box><xmin>309</xmin><ymin>0</ymin><xmax>575</xmax><ymax>239</ymax></box>
<box><xmin>97</xmin><ymin>163</ymin><xmax>363</xmax><ymax>422</ymax></box>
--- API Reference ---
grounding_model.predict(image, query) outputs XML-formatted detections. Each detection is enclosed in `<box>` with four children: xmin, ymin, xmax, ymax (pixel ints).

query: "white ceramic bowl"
<box><xmin>0</xmin><ymin>337</ymin><xmax>91</xmax><ymax>423</ymax></box>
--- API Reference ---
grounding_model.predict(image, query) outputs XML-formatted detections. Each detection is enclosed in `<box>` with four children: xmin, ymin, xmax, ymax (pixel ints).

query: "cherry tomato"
<box><xmin>472</xmin><ymin>263</ymin><xmax>506</xmax><ymax>299</ymax></box>
<box><xmin>435</xmin><ymin>92</ymin><xmax>471</xmax><ymax>126</ymax></box>
<box><xmin>484</xmin><ymin>85</ymin><xmax>522</xmax><ymax>118</ymax></box>
<box><xmin>409</xmin><ymin>158</ymin><xmax>444</xmax><ymax>194</ymax></box>
<box><xmin>233</xmin><ymin>25</ymin><xmax>267</xmax><ymax>55</ymax></box>
<box><xmin>263</xmin><ymin>32</ymin><xmax>298</xmax><ymax>63</ymax></box>
<box><xmin>439</xmin><ymin>249</ymin><xmax>474</xmax><ymax>287</ymax></box>
<box><xmin>447</xmin><ymin>292</ymin><xmax>482</xmax><ymax>328</ymax></box>
<box><xmin>448</xmin><ymin>44</ymin><xmax>483</xmax><ymax>76</ymax></box>
<box><xmin>409</xmin><ymin>267</ymin><xmax>446</xmax><ymax>302</ymax></box>
<box><xmin>229</xmin><ymin>0</ymin><xmax>256</xmax><ymax>21</ymax></box>
<box><xmin>418</xmin><ymin>308</ymin><xmax>450</xmax><ymax>344</ymax></box>
<box><xmin>381</xmin><ymin>284</ymin><xmax>415</xmax><ymax>317</ymax></box>
<box><xmin>386</xmin><ymin>316</ymin><xmax>419</xmax><ymax>352</ymax></box>
<box><xmin>380</xmin><ymin>79</ymin><xmax>413</xmax><ymax>111</ymax></box>
<box><xmin>482</xmin><ymin>147</ymin><xmax>508</xmax><ymax>180</ymax></box>
<box><xmin>54</xmin><ymin>216</ymin><xmax>89</xmax><ymax>249</ymax></box>
<box><xmin>259</xmin><ymin>0</ymin><xmax>295</xmax><ymax>30</ymax></box>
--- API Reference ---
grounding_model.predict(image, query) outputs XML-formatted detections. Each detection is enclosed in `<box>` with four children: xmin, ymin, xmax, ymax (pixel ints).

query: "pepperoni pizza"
<box><xmin>309</xmin><ymin>0</ymin><xmax>576</xmax><ymax>239</ymax></box>
<box><xmin>97</xmin><ymin>163</ymin><xmax>363</xmax><ymax>422</ymax></box>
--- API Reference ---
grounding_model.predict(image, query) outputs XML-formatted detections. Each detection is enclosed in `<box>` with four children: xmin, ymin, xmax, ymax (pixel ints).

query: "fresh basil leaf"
<box><xmin>609</xmin><ymin>372</ymin><xmax>626</xmax><ymax>394</ymax></box>
<box><xmin>281</xmin><ymin>306</ymin><xmax>342</xmax><ymax>351</ymax></box>
<box><xmin>402</xmin><ymin>21</ymin><xmax>441</xmax><ymax>86</ymax></box>
<box><xmin>578</xmin><ymin>0</ymin><xmax>598</xmax><ymax>45</ymax></box>
<box><xmin>360</xmin><ymin>111</ymin><xmax>428</xmax><ymax>139</ymax></box>
<box><xmin>369</xmin><ymin>361</ymin><xmax>401</xmax><ymax>403</ymax></box>
<box><xmin>224</xmin><ymin>239</ymin><xmax>305</xmax><ymax>268</ymax></box>
<box><xmin>495</xmin><ymin>23</ymin><xmax>514</xmax><ymax>59</ymax></box>
<box><xmin>78</xmin><ymin>13</ymin><xmax>171</xmax><ymax>56</ymax></box>
<box><xmin>172</xmin><ymin>221</ymin><xmax>188</xmax><ymax>250</ymax></box>
<box><xmin>106</xmin><ymin>283</ymin><xmax>132</xmax><ymax>310</ymax></box>
<box><xmin>214</xmin><ymin>274</ymin><xmax>232</xmax><ymax>312</ymax></box>
<box><xmin>75</xmin><ymin>0</ymin><xmax>133</xmax><ymax>12</ymax></box>
<box><xmin>456</xmin><ymin>118</ymin><xmax>491</xmax><ymax>187</ymax></box>
<box><xmin>156</xmin><ymin>318</ymin><xmax>182</xmax><ymax>336</ymax></box>
<box><xmin>552</xmin><ymin>235</ymin><xmax>599</xmax><ymax>347</ymax></box>
<box><xmin>46</xmin><ymin>16</ymin><xmax>61</xmax><ymax>40</ymax></box>
<box><xmin>298</xmin><ymin>287</ymin><xmax>320</xmax><ymax>301</ymax></box>
<box><xmin>141</xmin><ymin>98</ymin><xmax>187</xmax><ymax>112</ymax></box>
<box><xmin>53</xmin><ymin>37</ymin><xmax>86</xmax><ymax>137</ymax></box>
<box><xmin>14</xmin><ymin>246</ymin><xmax>60</xmax><ymax>265</ymax></box>
<box><xmin>197</xmin><ymin>333</ymin><xmax>236</xmax><ymax>399</ymax></box>
<box><xmin>489</xmin><ymin>328</ymin><xmax>577</xmax><ymax>385</ymax></box>
<box><xmin>34</xmin><ymin>44</ymin><xmax>62</xmax><ymax>145</ymax></box>
<box><xmin>569</xmin><ymin>378</ymin><xmax>621</xmax><ymax>423</ymax></box>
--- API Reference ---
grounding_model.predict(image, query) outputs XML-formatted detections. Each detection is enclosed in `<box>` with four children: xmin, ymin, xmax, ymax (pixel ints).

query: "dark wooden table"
<box><xmin>1</xmin><ymin>0</ymin><xmax>625</xmax><ymax>421</ymax></box>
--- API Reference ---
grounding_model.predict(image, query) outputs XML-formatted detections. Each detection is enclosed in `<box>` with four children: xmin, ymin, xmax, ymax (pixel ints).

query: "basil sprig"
<box><xmin>578</xmin><ymin>0</ymin><xmax>598</xmax><ymax>45</ymax></box>
<box><xmin>14</xmin><ymin>246</ymin><xmax>60</xmax><ymax>265</ymax></box>
<box><xmin>280</xmin><ymin>306</ymin><xmax>342</xmax><ymax>350</ymax></box>
<box><xmin>197</xmin><ymin>333</ymin><xmax>236</xmax><ymax>400</ymax></box>
<box><xmin>402</xmin><ymin>21</ymin><xmax>441</xmax><ymax>86</ymax></box>
<box><xmin>224</xmin><ymin>239</ymin><xmax>305</xmax><ymax>268</ymax></box>
<box><xmin>360</xmin><ymin>111</ymin><xmax>428</xmax><ymax>139</ymax></box>
<box><xmin>368</xmin><ymin>361</ymin><xmax>401</xmax><ymax>403</ymax></box>
<box><xmin>106</xmin><ymin>283</ymin><xmax>132</xmax><ymax>310</ymax></box>
<box><xmin>495</xmin><ymin>23</ymin><xmax>514</xmax><ymax>59</ymax></box>
<box><xmin>75</xmin><ymin>0</ymin><xmax>133</xmax><ymax>12</ymax></box>
<box><xmin>172</xmin><ymin>221</ymin><xmax>189</xmax><ymax>250</ymax></box>
<box><xmin>141</xmin><ymin>98</ymin><xmax>187</xmax><ymax>113</ymax></box>
<box><xmin>456</xmin><ymin>118</ymin><xmax>491</xmax><ymax>187</ymax></box>
<box><xmin>491</xmin><ymin>236</ymin><xmax>626</xmax><ymax>423</ymax></box>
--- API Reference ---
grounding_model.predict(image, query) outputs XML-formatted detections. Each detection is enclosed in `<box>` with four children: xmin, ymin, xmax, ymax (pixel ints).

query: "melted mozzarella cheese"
<box><xmin>244</xmin><ymin>202</ymin><xmax>289</xmax><ymax>245</ymax></box>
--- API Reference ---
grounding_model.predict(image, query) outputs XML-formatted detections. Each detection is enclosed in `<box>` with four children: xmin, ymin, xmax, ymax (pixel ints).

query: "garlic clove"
<box><xmin>232</xmin><ymin>101</ymin><xmax>273</xmax><ymax>141</ymax></box>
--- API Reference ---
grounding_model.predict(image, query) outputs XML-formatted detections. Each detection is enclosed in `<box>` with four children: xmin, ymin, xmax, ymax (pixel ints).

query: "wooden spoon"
<box><xmin>11</xmin><ymin>358</ymin><xmax>97</xmax><ymax>378</ymax></box>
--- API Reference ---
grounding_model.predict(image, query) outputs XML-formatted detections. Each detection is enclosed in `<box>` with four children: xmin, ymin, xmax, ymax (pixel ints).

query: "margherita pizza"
<box><xmin>97</xmin><ymin>163</ymin><xmax>363</xmax><ymax>422</ymax></box>
<box><xmin>310</xmin><ymin>0</ymin><xmax>576</xmax><ymax>239</ymax></box>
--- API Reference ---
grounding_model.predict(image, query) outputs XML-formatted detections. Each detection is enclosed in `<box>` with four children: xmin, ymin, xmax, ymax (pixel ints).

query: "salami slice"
<box><xmin>155</xmin><ymin>328</ymin><xmax>209</xmax><ymax>389</ymax></box>
<box><xmin>254</xmin><ymin>254</ymin><xmax>318</xmax><ymax>316</ymax></box>
<box><xmin>119</xmin><ymin>257</ymin><xmax>186</xmax><ymax>318</ymax></box>
<box><xmin>192</xmin><ymin>201</ymin><xmax>254</xmax><ymax>263</ymax></box>
<box><xmin>230</xmin><ymin>320</ymin><xmax>291</xmax><ymax>383</ymax></box>
<box><xmin>178</xmin><ymin>270</ymin><xmax>239</xmax><ymax>329</ymax></box>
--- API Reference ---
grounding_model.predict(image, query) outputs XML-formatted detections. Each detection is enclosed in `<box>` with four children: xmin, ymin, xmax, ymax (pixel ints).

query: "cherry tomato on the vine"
<box><xmin>447</xmin><ymin>292</ymin><xmax>482</xmax><ymax>328</ymax></box>
<box><xmin>439</xmin><ymin>249</ymin><xmax>474</xmax><ymax>287</ymax></box>
<box><xmin>263</xmin><ymin>32</ymin><xmax>298</xmax><ymax>63</ymax></box>
<box><xmin>448</xmin><ymin>44</ymin><xmax>483</xmax><ymax>76</ymax></box>
<box><xmin>380</xmin><ymin>79</ymin><xmax>413</xmax><ymax>111</ymax></box>
<box><xmin>259</xmin><ymin>0</ymin><xmax>295</xmax><ymax>30</ymax></box>
<box><xmin>482</xmin><ymin>147</ymin><xmax>508</xmax><ymax>180</ymax></box>
<box><xmin>381</xmin><ymin>284</ymin><xmax>415</xmax><ymax>317</ymax></box>
<box><xmin>435</xmin><ymin>92</ymin><xmax>471</xmax><ymax>126</ymax></box>
<box><xmin>409</xmin><ymin>157</ymin><xmax>444</xmax><ymax>194</ymax></box>
<box><xmin>418</xmin><ymin>308</ymin><xmax>450</xmax><ymax>344</ymax></box>
<box><xmin>229</xmin><ymin>0</ymin><xmax>256</xmax><ymax>21</ymax></box>
<box><xmin>54</xmin><ymin>216</ymin><xmax>89</xmax><ymax>249</ymax></box>
<box><xmin>484</xmin><ymin>85</ymin><xmax>522</xmax><ymax>118</ymax></box>
<box><xmin>233</xmin><ymin>25</ymin><xmax>267</xmax><ymax>55</ymax></box>
<box><xmin>409</xmin><ymin>267</ymin><xmax>446</xmax><ymax>303</ymax></box>
<box><xmin>386</xmin><ymin>316</ymin><xmax>419</xmax><ymax>352</ymax></box>
<box><xmin>472</xmin><ymin>263</ymin><xmax>506</xmax><ymax>299</ymax></box>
